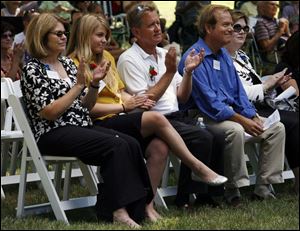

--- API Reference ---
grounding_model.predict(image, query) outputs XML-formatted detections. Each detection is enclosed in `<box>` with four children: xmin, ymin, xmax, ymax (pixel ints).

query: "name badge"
<box><xmin>213</xmin><ymin>60</ymin><xmax>220</xmax><ymax>70</ymax></box>
<box><xmin>98</xmin><ymin>80</ymin><xmax>106</xmax><ymax>93</ymax></box>
<box><xmin>46</xmin><ymin>70</ymin><xmax>60</xmax><ymax>80</ymax></box>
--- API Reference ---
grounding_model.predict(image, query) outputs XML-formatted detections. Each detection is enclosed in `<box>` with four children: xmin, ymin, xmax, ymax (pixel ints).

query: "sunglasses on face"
<box><xmin>233</xmin><ymin>24</ymin><xmax>250</xmax><ymax>33</ymax></box>
<box><xmin>49</xmin><ymin>31</ymin><xmax>69</xmax><ymax>38</ymax></box>
<box><xmin>1</xmin><ymin>33</ymin><xmax>14</xmax><ymax>39</ymax></box>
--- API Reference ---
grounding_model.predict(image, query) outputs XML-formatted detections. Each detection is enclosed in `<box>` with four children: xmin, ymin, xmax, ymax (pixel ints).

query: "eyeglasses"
<box><xmin>49</xmin><ymin>31</ymin><xmax>69</xmax><ymax>37</ymax></box>
<box><xmin>1</xmin><ymin>33</ymin><xmax>14</xmax><ymax>39</ymax></box>
<box><xmin>233</xmin><ymin>24</ymin><xmax>250</xmax><ymax>33</ymax></box>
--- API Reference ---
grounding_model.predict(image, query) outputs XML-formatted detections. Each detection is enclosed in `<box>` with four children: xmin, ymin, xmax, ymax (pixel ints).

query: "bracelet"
<box><xmin>90</xmin><ymin>82</ymin><xmax>99</xmax><ymax>89</ymax></box>
<box><xmin>121</xmin><ymin>103</ymin><xmax>126</xmax><ymax>113</ymax></box>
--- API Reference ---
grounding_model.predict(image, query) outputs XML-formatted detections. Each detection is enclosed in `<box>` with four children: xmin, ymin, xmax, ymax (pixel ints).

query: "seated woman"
<box><xmin>22</xmin><ymin>13</ymin><xmax>156</xmax><ymax>228</ymax></box>
<box><xmin>225</xmin><ymin>10</ymin><xmax>299</xmax><ymax>195</ymax></box>
<box><xmin>1</xmin><ymin>21</ymin><xmax>24</xmax><ymax>81</ymax></box>
<box><xmin>67</xmin><ymin>13</ymin><xmax>228</xmax><ymax>215</ymax></box>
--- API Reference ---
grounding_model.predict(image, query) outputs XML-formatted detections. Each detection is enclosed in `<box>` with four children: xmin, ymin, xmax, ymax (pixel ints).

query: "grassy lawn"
<box><xmin>1</xmin><ymin>178</ymin><xmax>299</xmax><ymax>230</ymax></box>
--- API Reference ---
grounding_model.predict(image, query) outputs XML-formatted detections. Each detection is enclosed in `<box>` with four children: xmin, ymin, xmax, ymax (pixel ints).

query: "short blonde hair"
<box><xmin>26</xmin><ymin>13</ymin><xmax>64</xmax><ymax>59</ymax></box>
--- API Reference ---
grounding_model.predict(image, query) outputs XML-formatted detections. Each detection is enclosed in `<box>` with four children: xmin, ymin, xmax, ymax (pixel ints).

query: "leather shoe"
<box><xmin>225</xmin><ymin>196</ymin><xmax>242</xmax><ymax>208</ymax></box>
<box><xmin>191</xmin><ymin>173</ymin><xmax>228</xmax><ymax>186</ymax></box>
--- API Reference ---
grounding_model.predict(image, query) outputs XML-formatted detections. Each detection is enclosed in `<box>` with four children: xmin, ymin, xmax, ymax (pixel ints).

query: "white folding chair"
<box><xmin>1</xmin><ymin>78</ymin><xmax>24</xmax><ymax>200</ymax></box>
<box><xmin>154</xmin><ymin>153</ymin><xmax>180</xmax><ymax>209</ymax></box>
<box><xmin>154</xmin><ymin>153</ymin><xmax>197</xmax><ymax>209</ymax></box>
<box><xmin>7</xmin><ymin>90</ymin><xmax>98</xmax><ymax>224</ymax></box>
<box><xmin>245</xmin><ymin>142</ymin><xmax>295</xmax><ymax>185</ymax></box>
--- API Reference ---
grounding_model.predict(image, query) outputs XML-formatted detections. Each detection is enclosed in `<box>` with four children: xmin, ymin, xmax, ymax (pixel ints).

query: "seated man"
<box><xmin>179</xmin><ymin>4</ymin><xmax>286</xmax><ymax>206</ymax></box>
<box><xmin>117</xmin><ymin>2</ymin><xmax>226</xmax><ymax>209</ymax></box>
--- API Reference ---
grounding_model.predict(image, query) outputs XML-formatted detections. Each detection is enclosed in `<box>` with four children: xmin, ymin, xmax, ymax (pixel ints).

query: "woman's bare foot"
<box><xmin>145</xmin><ymin>202</ymin><xmax>162</xmax><ymax>222</ymax></box>
<box><xmin>113</xmin><ymin>208</ymin><xmax>141</xmax><ymax>229</ymax></box>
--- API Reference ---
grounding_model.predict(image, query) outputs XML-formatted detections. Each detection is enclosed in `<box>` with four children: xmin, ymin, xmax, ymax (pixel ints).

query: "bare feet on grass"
<box><xmin>113</xmin><ymin>208</ymin><xmax>141</xmax><ymax>229</ymax></box>
<box><xmin>145</xmin><ymin>202</ymin><xmax>162</xmax><ymax>222</ymax></box>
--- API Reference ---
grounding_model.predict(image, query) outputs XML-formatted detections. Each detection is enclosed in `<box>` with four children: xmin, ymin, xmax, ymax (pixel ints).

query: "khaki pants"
<box><xmin>201</xmin><ymin>117</ymin><xmax>285</xmax><ymax>189</ymax></box>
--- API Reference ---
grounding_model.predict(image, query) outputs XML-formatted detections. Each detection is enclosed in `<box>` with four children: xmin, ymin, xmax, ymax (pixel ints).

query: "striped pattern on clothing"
<box><xmin>254</xmin><ymin>16</ymin><xmax>278</xmax><ymax>41</ymax></box>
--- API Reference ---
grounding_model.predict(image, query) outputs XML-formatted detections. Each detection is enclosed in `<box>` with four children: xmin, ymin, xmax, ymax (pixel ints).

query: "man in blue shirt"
<box><xmin>179</xmin><ymin>5</ymin><xmax>286</xmax><ymax>206</ymax></box>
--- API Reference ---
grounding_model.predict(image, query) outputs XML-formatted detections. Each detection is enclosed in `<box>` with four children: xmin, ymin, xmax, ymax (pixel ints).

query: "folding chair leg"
<box><xmin>63</xmin><ymin>162</ymin><xmax>72</xmax><ymax>201</ymax></box>
<box><xmin>32</xmin><ymin>158</ymin><xmax>69</xmax><ymax>223</ymax></box>
<box><xmin>161</xmin><ymin>157</ymin><xmax>170</xmax><ymax>188</ymax></box>
<box><xmin>1</xmin><ymin>186</ymin><xmax>5</xmax><ymax>200</ymax></box>
<box><xmin>54</xmin><ymin>163</ymin><xmax>63</xmax><ymax>196</ymax></box>
<box><xmin>154</xmin><ymin>189</ymin><xmax>169</xmax><ymax>209</ymax></box>
<box><xmin>9</xmin><ymin>141</ymin><xmax>20</xmax><ymax>175</ymax></box>
<box><xmin>17</xmin><ymin>143</ymin><xmax>28</xmax><ymax>218</ymax></box>
<box><xmin>1</xmin><ymin>142</ymin><xmax>10</xmax><ymax>176</ymax></box>
<box><xmin>78</xmin><ymin>162</ymin><xmax>98</xmax><ymax>195</ymax></box>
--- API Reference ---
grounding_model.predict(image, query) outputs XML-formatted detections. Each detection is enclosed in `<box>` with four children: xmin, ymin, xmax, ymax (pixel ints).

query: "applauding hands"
<box><xmin>184</xmin><ymin>48</ymin><xmax>205</xmax><ymax>75</ymax></box>
<box><xmin>76</xmin><ymin>57</ymin><xmax>111</xmax><ymax>88</ymax></box>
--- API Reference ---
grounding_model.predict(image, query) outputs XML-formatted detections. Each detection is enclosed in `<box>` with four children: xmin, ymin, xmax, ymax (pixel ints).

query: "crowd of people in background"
<box><xmin>1</xmin><ymin>1</ymin><xmax>299</xmax><ymax>229</ymax></box>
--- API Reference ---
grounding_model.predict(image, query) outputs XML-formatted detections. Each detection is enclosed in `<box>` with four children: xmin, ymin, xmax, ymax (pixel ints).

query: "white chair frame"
<box><xmin>7</xmin><ymin>89</ymin><xmax>98</xmax><ymax>224</ymax></box>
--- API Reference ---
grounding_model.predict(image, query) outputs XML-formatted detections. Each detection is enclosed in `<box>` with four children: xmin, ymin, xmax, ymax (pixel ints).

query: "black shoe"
<box><xmin>175</xmin><ymin>193</ymin><xmax>190</xmax><ymax>210</ymax></box>
<box><xmin>194</xmin><ymin>196</ymin><xmax>220</xmax><ymax>208</ymax></box>
<box><xmin>225</xmin><ymin>196</ymin><xmax>242</xmax><ymax>208</ymax></box>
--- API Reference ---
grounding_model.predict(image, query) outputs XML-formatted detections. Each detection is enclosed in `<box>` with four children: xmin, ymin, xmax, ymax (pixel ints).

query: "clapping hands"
<box><xmin>76</xmin><ymin>58</ymin><xmax>111</xmax><ymax>88</ymax></box>
<box><xmin>92</xmin><ymin>60</ymin><xmax>111</xmax><ymax>83</ymax></box>
<box><xmin>184</xmin><ymin>48</ymin><xmax>205</xmax><ymax>74</ymax></box>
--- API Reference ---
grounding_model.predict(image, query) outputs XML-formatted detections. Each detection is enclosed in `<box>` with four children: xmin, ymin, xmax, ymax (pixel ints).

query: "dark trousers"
<box><xmin>165</xmin><ymin>111</ymin><xmax>225</xmax><ymax>206</ymax></box>
<box><xmin>256</xmin><ymin>107</ymin><xmax>299</xmax><ymax>169</ymax></box>
<box><xmin>37</xmin><ymin>125</ymin><xmax>153</xmax><ymax>223</ymax></box>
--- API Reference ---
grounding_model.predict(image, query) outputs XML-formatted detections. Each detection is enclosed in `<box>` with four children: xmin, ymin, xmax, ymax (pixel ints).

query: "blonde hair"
<box><xmin>26</xmin><ymin>13</ymin><xmax>64</xmax><ymax>59</ymax></box>
<box><xmin>66</xmin><ymin>14</ymin><xmax>117</xmax><ymax>92</ymax></box>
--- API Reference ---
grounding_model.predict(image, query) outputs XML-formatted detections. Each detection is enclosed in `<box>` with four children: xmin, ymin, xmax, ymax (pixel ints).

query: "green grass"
<box><xmin>1</xmin><ymin>179</ymin><xmax>299</xmax><ymax>230</ymax></box>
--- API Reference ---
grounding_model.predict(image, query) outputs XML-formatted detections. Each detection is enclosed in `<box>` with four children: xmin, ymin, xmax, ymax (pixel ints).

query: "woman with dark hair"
<box><xmin>1</xmin><ymin>20</ymin><xmax>24</xmax><ymax>80</ymax></box>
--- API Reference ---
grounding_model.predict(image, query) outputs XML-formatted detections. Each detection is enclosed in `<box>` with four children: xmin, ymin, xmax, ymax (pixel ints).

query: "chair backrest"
<box><xmin>1</xmin><ymin>77</ymin><xmax>15</xmax><ymax>99</ymax></box>
<box><xmin>1</xmin><ymin>78</ymin><xmax>22</xmax><ymax>131</ymax></box>
<box><xmin>8</xmin><ymin>94</ymin><xmax>40</xmax><ymax>160</ymax></box>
